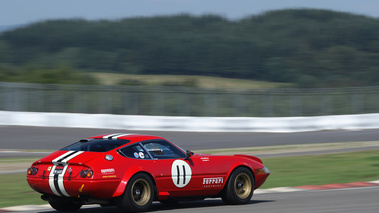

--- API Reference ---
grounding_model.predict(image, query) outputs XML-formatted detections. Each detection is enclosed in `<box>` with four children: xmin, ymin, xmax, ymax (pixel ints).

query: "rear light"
<box><xmin>80</xmin><ymin>168</ymin><xmax>93</xmax><ymax>178</ymax></box>
<box><xmin>27</xmin><ymin>167</ymin><xmax>38</xmax><ymax>176</ymax></box>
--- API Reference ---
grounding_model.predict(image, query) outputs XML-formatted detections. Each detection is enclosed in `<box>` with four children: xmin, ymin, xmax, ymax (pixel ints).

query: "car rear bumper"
<box><xmin>27</xmin><ymin>176</ymin><xmax>121</xmax><ymax>199</ymax></box>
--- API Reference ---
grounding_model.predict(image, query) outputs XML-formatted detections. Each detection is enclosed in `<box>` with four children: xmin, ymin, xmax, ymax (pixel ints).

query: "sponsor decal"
<box><xmin>200</xmin><ymin>157</ymin><xmax>209</xmax><ymax>162</ymax></box>
<box><xmin>134</xmin><ymin>152</ymin><xmax>139</xmax><ymax>158</ymax></box>
<box><xmin>79</xmin><ymin>184</ymin><xmax>85</xmax><ymax>192</ymax></box>
<box><xmin>47</xmin><ymin>166</ymin><xmax>52</xmax><ymax>171</ymax></box>
<box><xmin>139</xmin><ymin>152</ymin><xmax>145</xmax><ymax>159</ymax></box>
<box><xmin>101</xmin><ymin>168</ymin><xmax>116</xmax><ymax>178</ymax></box>
<box><xmin>171</xmin><ymin>160</ymin><xmax>192</xmax><ymax>188</ymax></box>
<box><xmin>101</xmin><ymin>168</ymin><xmax>115</xmax><ymax>175</ymax></box>
<box><xmin>203</xmin><ymin>177</ymin><xmax>224</xmax><ymax>188</ymax></box>
<box><xmin>102</xmin><ymin>175</ymin><xmax>117</xmax><ymax>178</ymax></box>
<box><xmin>48</xmin><ymin>151</ymin><xmax>84</xmax><ymax>197</ymax></box>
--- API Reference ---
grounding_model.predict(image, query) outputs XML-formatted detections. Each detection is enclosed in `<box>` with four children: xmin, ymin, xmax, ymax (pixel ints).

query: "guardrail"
<box><xmin>2</xmin><ymin>82</ymin><xmax>379</xmax><ymax>117</ymax></box>
<box><xmin>1</xmin><ymin>111</ymin><xmax>378</xmax><ymax>132</ymax></box>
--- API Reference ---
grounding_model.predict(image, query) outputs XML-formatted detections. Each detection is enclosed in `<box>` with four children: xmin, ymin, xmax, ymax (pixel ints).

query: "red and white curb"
<box><xmin>1</xmin><ymin>180</ymin><xmax>379</xmax><ymax>212</ymax></box>
<box><xmin>0</xmin><ymin>204</ymin><xmax>98</xmax><ymax>212</ymax></box>
<box><xmin>294</xmin><ymin>180</ymin><xmax>379</xmax><ymax>191</ymax></box>
<box><xmin>255</xmin><ymin>180</ymin><xmax>379</xmax><ymax>194</ymax></box>
<box><xmin>0</xmin><ymin>204</ymin><xmax>51</xmax><ymax>212</ymax></box>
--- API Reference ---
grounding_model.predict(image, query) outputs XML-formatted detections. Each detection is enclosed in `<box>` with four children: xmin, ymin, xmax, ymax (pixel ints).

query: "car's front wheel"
<box><xmin>222</xmin><ymin>167</ymin><xmax>254</xmax><ymax>205</ymax></box>
<box><xmin>117</xmin><ymin>173</ymin><xmax>154</xmax><ymax>212</ymax></box>
<box><xmin>48</xmin><ymin>196</ymin><xmax>82</xmax><ymax>212</ymax></box>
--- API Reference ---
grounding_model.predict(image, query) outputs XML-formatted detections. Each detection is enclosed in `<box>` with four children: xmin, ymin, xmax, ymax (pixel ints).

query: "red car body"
<box><xmin>27</xmin><ymin>134</ymin><xmax>270</xmax><ymax>212</ymax></box>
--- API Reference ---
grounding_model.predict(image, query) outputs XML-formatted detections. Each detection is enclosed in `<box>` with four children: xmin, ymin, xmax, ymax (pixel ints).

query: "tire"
<box><xmin>222</xmin><ymin>167</ymin><xmax>254</xmax><ymax>205</ymax></box>
<box><xmin>48</xmin><ymin>196</ymin><xmax>82</xmax><ymax>212</ymax></box>
<box><xmin>117</xmin><ymin>173</ymin><xmax>154</xmax><ymax>213</ymax></box>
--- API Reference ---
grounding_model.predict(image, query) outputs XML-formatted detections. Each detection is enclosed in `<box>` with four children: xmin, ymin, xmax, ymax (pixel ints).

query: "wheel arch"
<box><xmin>226</xmin><ymin>164</ymin><xmax>255</xmax><ymax>183</ymax></box>
<box><xmin>112</xmin><ymin>168</ymin><xmax>157</xmax><ymax>198</ymax></box>
<box><xmin>222</xmin><ymin>164</ymin><xmax>255</xmax><ymax>193</ymax></box>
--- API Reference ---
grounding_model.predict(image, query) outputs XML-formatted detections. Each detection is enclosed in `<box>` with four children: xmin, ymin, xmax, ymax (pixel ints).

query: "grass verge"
<box><xmin>0</xmin><ymin>174</ymin><xmax>46</xmax><ymax>208</ymax></box>
<box><xmin>260</xmin><ymin>149</ymin><xmax>379</xmax><ymax>188</ymax></box>
<box><xmin>1</xmin><ymin>149</ymin><xmax>379</xmax><ymax>208</ymax></box>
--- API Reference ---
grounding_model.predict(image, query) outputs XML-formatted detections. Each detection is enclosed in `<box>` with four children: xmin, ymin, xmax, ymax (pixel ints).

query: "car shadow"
<box><xmin>37</xmin><ymin>199</ymin><xmax>275</xmax><ymax>213</ymax></box>
<box><xmin>150</xmin><ymin>199</ymin><xmax>274</xmax><ymax>211</ymax></box>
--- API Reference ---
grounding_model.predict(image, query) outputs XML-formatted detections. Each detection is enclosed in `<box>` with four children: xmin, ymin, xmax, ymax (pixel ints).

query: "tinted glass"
<box><xmin>60</xmin><ymin>139</ymin><xmax>129</xmax><ymax>152</ymax></box>
<box><xmin>118</xmin><ymin>144</ymin><xmax>150</xmax><ymax>159</ymax></box>
<box><xmin>143</xmin><ymin>140</ymin><xmax>186</xmax><ymax>159</ymax></box>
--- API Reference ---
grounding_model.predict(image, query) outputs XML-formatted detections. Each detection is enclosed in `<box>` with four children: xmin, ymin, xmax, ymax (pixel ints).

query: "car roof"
<box><xmin>86</xmin><ymin>133</ymin><xmax>166</xmax><ymax>145</ymax></box>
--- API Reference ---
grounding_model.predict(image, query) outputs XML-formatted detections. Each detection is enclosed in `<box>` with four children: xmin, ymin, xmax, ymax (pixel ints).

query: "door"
<box><xmin>142</xmin><ymin>140</ymin><xmax>204</xmax><ymax>197</ymax></box>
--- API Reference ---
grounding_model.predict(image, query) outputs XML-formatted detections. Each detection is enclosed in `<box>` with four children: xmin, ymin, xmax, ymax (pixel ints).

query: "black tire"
<box><xmin>222</xmin><ymin>167</ymin><xmax>254</xmax><ymax>205</ymax></box>
<box><xmin>48</xmin><ymin>196</ymin><xmax>82</xmax><ymax>212</ymax></box>
<box><xmin>117</xmin><ymin>173</ymin><xmax>154</xmax><ymax>213</ymax></box>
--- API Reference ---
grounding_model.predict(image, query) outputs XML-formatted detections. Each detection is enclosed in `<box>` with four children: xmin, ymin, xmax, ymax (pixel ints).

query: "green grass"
<box><xmin>0</xmin><ymin>174</ymin><xmax>46</xmax><ymax>208</ymax></box>
<box><xmin>1</xmin><ymin>149</ymin><xmax>379</xmax><ymax>208</ymax></box>
<box><xmin>0</xmin><ymin>157</ymin><xmax>40</xmax><ymax>163</ymax></box>
<box><xmin>260</xmin><ymin>150</ymin><xmax>379</xmax><ymax>188</ymax></box>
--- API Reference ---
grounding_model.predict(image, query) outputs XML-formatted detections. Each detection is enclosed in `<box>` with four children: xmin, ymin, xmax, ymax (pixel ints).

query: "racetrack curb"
<box><xmin>2</xmin><ymin>180</ymin><xmax>379</xmax><ymax>212</ymax></box>
<box><xmin>254</xmin><ymin>180</ymin><xmax>379</xmax><ymax>194</ymax></box>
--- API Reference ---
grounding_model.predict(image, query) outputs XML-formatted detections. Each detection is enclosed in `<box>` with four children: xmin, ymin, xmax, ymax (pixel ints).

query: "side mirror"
<box><xmin>185</xmin><ymin>150</ymin><xmax>193</xmax><ymax>160</ymax></box>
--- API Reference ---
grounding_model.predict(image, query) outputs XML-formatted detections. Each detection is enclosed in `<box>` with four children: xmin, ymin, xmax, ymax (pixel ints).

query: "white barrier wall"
<box><xmin>1</xmin><ymin>111</ymin><xmax>379</xmax><ymax>132</ymax></box>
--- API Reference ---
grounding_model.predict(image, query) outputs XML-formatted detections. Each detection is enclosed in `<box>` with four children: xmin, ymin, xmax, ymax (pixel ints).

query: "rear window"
<box><xmin>60</xmin><ymin>139</ymin><xmax>130</xmax><ymax>152</ymax></box>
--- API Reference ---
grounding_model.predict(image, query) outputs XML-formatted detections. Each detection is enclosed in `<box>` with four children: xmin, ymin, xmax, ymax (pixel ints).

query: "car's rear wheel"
<box><xmin>117</xmin><ymin>173</ymin><xmax>154</xmax><ymax>212</ymax></box>
<box><xmin>48</xmin><ymin>196</ymin><xmax>82</xmax><ymax>212</ymax></box>
<box><xmin>222</xmin><ymin>167</ymin><xmax>254</xmax><ymax>205</ymax></box>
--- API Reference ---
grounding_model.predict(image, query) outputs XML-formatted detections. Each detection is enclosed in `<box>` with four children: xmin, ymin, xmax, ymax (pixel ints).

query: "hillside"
<box><xmin>1</xmin><ymin>9</ymin><xmax>379</xmax><ymax>87</ymax></box>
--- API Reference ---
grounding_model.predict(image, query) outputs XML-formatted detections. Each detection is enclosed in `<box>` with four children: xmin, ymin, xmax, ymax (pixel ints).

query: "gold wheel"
<box><xmin>131</xmin><ymin>178</ymin><xmax>151</xmax><ymax>206</ymax></box>
<box><xmin>233</xmin><ymin>173</ymin><xmax>252</xmax><ymax>200</ymax></box>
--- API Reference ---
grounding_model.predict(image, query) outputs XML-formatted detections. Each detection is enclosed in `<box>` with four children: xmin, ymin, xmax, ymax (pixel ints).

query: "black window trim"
<box><xmin>117</xmin><ymin>139</ymin><xmax>186</xmax><ymax>160</ymax></box>
<box><xmin>141</xmin><ymin>139</ymin><xmax>186</xmax><ymax>160</ymax></box>
<box><xmin>117</xmin><ymin>142</ymin><xmax>153</xmax><ymax>160</ymax></box>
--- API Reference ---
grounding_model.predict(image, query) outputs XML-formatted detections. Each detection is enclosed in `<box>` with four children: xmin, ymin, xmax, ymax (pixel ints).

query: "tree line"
<box><xmin>1</xmin><ymin>9</ymin><xmax>379</xmax><ymax>87</ymax></box>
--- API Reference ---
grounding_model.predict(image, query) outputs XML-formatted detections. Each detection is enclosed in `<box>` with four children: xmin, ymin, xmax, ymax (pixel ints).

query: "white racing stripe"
<box><xmin>48</xmin><ymin>165</ymin><xmax>60</xmax><ymax>196</ymax></box>
<box><xmin>61</xmin><ymin>151</ymin><xmax>84</xmax><ymax>163</ymax></box>
<box><xmin>57</xmin><ymin>165</ymin><xmax>70</xmax><ymax>197</ymax></box>
<box><xmin>48</xmin><ymin>151</ymin><xmax>84</xmax><ymax>197</ymax></box>
<box><xmin>102</xmin><ymin>133</ymin><xmax>121</xmax><ymax>139</ymax></box>
<box><xmin>52</xmin><ymin>151</ymin><xmax>75</xmax><ymax>163</ymax></box>
<box><xmin>103</xmin><ymin>133</ymin><xmax>133</xmax><ymax>140</ymax></box>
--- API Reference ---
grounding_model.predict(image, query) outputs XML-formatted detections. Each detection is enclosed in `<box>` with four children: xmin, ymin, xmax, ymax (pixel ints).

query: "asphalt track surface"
<box><xmin>1</xmin><ymin>126</ymin><xmax>379</xmax><ymax>151</ymax></box>
<box><xmin>2</xmin><ymin>126</ymin><xmax>379</xmax><ymax>213</ymax></box>
<box><xmin>12</xmin><ymin>186</ymin><xmax>379</xmax><ymax>213</ymax></box>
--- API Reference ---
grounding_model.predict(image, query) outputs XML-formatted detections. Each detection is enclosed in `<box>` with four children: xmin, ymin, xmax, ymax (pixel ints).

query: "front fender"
<box><xmin>234</xmin><ymin>154</ymin><xmax>263</xmax><ymax>164</ymax></box>
<box><xmin>224</xmin><ymin>155</ymin><xmax>265</xmax><ymax>185</ymax></box>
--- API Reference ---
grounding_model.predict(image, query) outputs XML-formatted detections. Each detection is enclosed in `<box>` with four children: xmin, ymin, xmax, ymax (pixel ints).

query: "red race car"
<box><xmin>27</xmin><ymin>134</ymin><xmax>270</xmax><ymax>212</ymax></box>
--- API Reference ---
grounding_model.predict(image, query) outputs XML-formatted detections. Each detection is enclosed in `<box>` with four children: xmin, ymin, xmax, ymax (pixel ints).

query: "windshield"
<box><xmin>60</xmin><ymin>139</ymin><xmax>130</xmax><ymax>152</ymax></box>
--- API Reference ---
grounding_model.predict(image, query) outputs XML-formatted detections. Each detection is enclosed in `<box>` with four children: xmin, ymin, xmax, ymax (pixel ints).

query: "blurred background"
<box><xmin>2</xmin><ymin>1</ymin><xmax>379</xmax><ymax>211</ymax></box>
<box><xmin>1</xmin><ymin>0</ymin><xmax>379</xmax><ymax>117</ymax></box>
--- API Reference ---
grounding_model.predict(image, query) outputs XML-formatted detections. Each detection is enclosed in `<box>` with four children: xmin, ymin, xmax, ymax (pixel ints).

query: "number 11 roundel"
<box><xmin>171</xmin><ymin>160</ymin><xmax>192</xmax><ymax>188</ymax></box>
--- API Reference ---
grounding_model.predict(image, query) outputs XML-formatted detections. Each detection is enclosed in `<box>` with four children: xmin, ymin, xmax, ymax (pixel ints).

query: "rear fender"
<box><xmin>112</xmin><ymin>167</ymin><xmax>154</xmax><ymax>197</ymax></box>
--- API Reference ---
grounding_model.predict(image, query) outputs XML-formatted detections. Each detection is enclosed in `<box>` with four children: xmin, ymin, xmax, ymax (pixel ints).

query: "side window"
<box><xmin>143</xmin><ymin>140</ymin><xmax>186</xmax><ymax>159</ymax></box>
<box><xmin>119</xmin><ymin>144</ymin><xmax>150</xmax><ymax>159</ymax></box>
